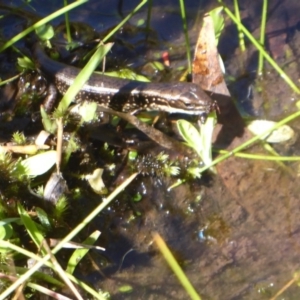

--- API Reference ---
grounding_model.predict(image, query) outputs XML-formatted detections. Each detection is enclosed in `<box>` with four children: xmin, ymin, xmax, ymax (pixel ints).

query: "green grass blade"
<box><xmin>145</xmin><ymin>0</ymin><xmax>153</xmax><ymax>39</ymax></box>
<box><xmin>26</xmin><ymin>282</ymin><xmax>71</xmax><ymax>300</ymax></box>
<box><xmin>17</xmin><ymin>203</ymin><xmax>46</xmax><ymax>255</ymax></box>
<box><xmin>66</xmin><ymin>230</ymin><xmax>101</xmax><ymax>274</ymax></box>
<box><xmin>0</xmin><ymin>240</ymin><xmax>106</xmax><ymax>300</ymax></box>
<box><xmin>0</xmin><ymin>173</ymin><xmax>138</xmax><ymax>300</ymax></box>
<box><xmin>199</xmin><ymin>108</ymin><xmax>300</xmax><ymax>173</ymax></box>
<box><xmin>209</xmin><ymin>7</ymin><xmax>225</xmax><ymax>43</ymax></box>
<box><xmin>218</xmin><ymin>0</ymin><xmax>300</xmax><ymax>94</ymax></box>
<box><xmin>56</xmin><ymin>43</ymin><xmax>114</xmax><ymax>114</ymax></box>
<box><xmin>63</xmin><ymin>0</ymin><xmax>72</xmax><ymax>43</ymax></box>
<box><xmin>233</xmin><ymin>0</ymin><xmax>245</xmax><ymax>52</ymax></box>
<box><xmin>153</xmin><ymin>233</ymin><xmax>201</xmax><ymax>300</ymax></box>
<box><xmin>0</xmin><ymin>264</ymin><xmax>64</xmax><ymax>287</ymax></box>
<box><xmin>178</xmin><ymin>0</ymin><xmax>192</xmax><ymax>74</ymax></box>
<box><xmin>102</xmin><ymin>0</ymin><xmax>148</xmax><ymax>43</ymax></box>
<box><xmin>215</xmin><ymin>150</ymin><xmax>300</xmax><ymax>161</ymax></box>
<box><xmin>0</xmin><ymin>0</ymin><xmax>88</xmax><ymax>53</ymax></box>
<box><xmin>258</xmin><ymin>0</ymin><xmax>268</xmax><ymax>75</ymax></box>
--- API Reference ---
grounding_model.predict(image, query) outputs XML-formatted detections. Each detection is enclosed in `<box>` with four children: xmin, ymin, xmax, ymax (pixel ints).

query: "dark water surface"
<box><xmin>2</xmin><ymin>0</ymin><xmax>300</xmax><ymax>299</ymax></box>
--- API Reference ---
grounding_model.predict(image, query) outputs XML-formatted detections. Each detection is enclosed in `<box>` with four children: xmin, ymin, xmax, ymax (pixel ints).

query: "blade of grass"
<box><xmin>178</xmin><ymin>0</ymin><xmax>192</xmax><ymax>74</ymax></box>
<box><xmin>220</xmin><ymin>138</ymin><xmax>295</xmax><ymax>175</ymax></box>
<box><xmin>0</xmin><ymin>240</ymin><xmax>106</xmax><ymax>300</ymax></box>
<box><xmin>17</xmin><ymin>203</ymin><xmax>46</xmax><ymax>255</ymax></box>
<box><xmin>66</xmin><ymin>230</ymin><xmax>101</xmax><ymax>274</ymax></box>
<box><xmin>27</xmin><ymin>282</ymin><xmax>72</xmax><ymax>300</ymax></box>
<box><xmin>217</xmin><ymin>0</ymin><xmax>300</xmax><ymax>94</ymax></box>
<box><xmin>63</xmin><ymin>0</ymin><xmax>72</xmax><ymax>43</ymax></box>
<box><xmin>0</xmin><ymin>0</ymin><xmax>88</xmax><ymax>53</ymax></box>
<box><xmin>102</xmin><ymin>0</ymin><xmax>148</xmax><ymax>43</ymax></box>
<box><xmin>0</xmin><ymin>173</ymin><xmax>138</xmax><ymax>300</ymax></box>
<box><xmin>0</xmin><ymin>265</ymin><xmax>64</xmax><ymax>287</ymax></box>
<box><xmin>153</xmin><ymin>233</ymin><xmax>201</xmax><ymax>300</ymax></box>
<box><xmin>258</xmin><ymin>0</ymin><xmax>268</xmax><ymax>75</ymax></box>
<box><xmin>199</xmin><ymin>108</ymin><xmax>300</xmax><ymax>173</ymax></box>
<box><xmin>145</xmin><ymin>0</ymin><xmax>153</xmax><ymax>40</ymax></box>
<box><xmin>42</xmin><ymin>240</ymin><xmax>83</xmax><ymax>300</ymax></box>
<box><xmin>0</xmin><ymin>74</ymin><xmax>22</xmax><ymax>86</ymax></box>
<box><xmin>270</xmin><ymin>273</ymin><xmax>299</xmax><ymax>300</ymax></box>
<box><xmin>215</xmin><ymin>150</ymin><xmax>300</xmax><ymax>161</ymax></box>
<box><xmin>260</xmin><ymin>142</ymin><xmax>295</xmax><ymax>175</ymax></box>
<box><xmin>55</xmin><ymin>0</ymin><xmax>148</xmax><ymax>114</ymax></box>
<box><xmin>56</xmin><ymin>43</ymin><xmax>113</xmax><ymax>114</ymax></box>
<box><xmin>233</xmin><ymin>0</ymin><xmax>245</xmax><ymax>52</ymax></box>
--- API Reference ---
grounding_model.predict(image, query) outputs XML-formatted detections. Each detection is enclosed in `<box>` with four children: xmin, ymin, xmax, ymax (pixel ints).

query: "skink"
<box><xmin>33</xmin><ymin>43</ymin><xmax>215</xmax><ymax>122</ymax></box>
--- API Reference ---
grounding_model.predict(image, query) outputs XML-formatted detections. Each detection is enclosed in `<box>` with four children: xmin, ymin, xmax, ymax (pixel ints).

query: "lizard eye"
<box><xmin>179</xmin><ymin>92</ymin><xmax>194</xmax><ymax>103</ymax></box>
<box><xmin>183</xmin><ymin>102</ymin><xmax>193</xmax><ymax>108</ymax></box>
